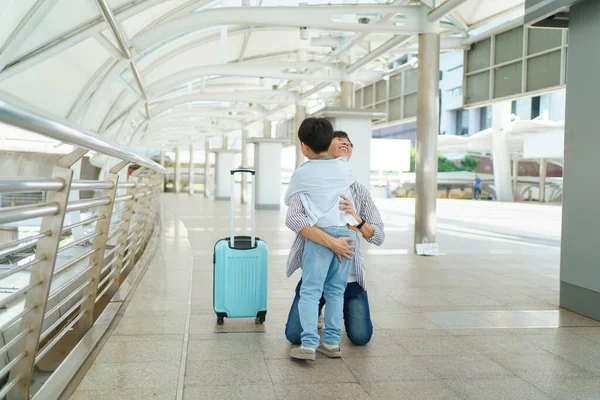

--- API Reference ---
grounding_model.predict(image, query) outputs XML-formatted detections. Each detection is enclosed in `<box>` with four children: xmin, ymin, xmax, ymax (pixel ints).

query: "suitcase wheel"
<box><xmin>216</xmin><ymin>313</ymin><xmax>226</xmax><ymax>325</ymax></box>
<box><xmin>256</xmin><ymin>311</ymin><xmax>267</xmax><ymax>324</ymax></box>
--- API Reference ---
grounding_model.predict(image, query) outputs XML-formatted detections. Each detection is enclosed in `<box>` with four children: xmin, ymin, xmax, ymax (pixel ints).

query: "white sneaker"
<box><xmin>318</xmin><ymin>314</ymin><xmax>324</xmax><ymax>330</ymax></box>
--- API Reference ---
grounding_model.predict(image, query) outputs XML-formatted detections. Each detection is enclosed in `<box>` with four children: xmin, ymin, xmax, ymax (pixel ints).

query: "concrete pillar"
<box><xmin>263</xmin><ymin>120</ymin><xmax>271</xmax><ymax>138</ymax></box>
<box><xmin>414</xmin><ymin>19</ymin><xmax>440</xmax><ymax>250</ymax></box>
<box><xmin>340</xmin><ymin>81</ymin><xmax>353</xmax><ymax>108</ymax></box>
<box><xmin>491</xmin><ymin>102</ymin><xmax>513</xmax><ymax>202</ymax></box>
<box><xmin>159</xmin><ymin>149</ymin><xmax>165</xmax><ymax>166</ymax></box>
<box><xmin>204</xmin><ymin>139</ymin><xmax>210</xmax><ymax>198</ymax></box>
<box><xmin>174</xmin><ymin>147</ymin><xmax>181</xmax><ymax>193</ymax></box>
<box><xmin>468</xmin><ymin>108</ymin><xmax>481</xmax><ymax>135</ymax></box>
<box><xmin>189</xmin><ymin>144</ymin><xmax>194</xmax><ymax>195</ymax></box>
<box><xmin>444</xmin><ymin>110</ymin><xmax>457</xmax><ymax>135</ymax></box>
<box><xmin>214</xmin><ymin>150</ymin><xmax>238</xmax><ymax>200</ymax></box>
<box><xmin>560</xmin><ymin>0</ymin><xmax>600</xmax><ymax>321</ymax></box>
<box><xmin>250</xmin><ymin>139</ymin><xmax>285</xmax><ymax>209</ymax></box>
<box><xmin>241</xmin><ymin>128</ymin><xmax>248</xmax><ymax>203</ymax></box>
<box><xmin>539</xmin><ymin>158</ymin><xmax>547</xmax><ymax>203</ymax></box>
<box><xmin>512</xmin><ymin>159</ymin><xmax>519</xmax><ymax>199</ymax></box>
<box><xmin>333</xmin><ymin>117</ymin><xmax>373</xmax><ymax>187</ymax></box>
<box><xmin>295</xmin><ymin>105</ymin><xmax>306</xmax><ymax>169</ymax></box>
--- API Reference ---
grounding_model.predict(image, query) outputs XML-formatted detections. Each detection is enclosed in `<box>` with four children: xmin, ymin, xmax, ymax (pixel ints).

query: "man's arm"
<box><xmin>286</xmin><ymin>195</ymin><xmax>356</xmax><ymax>262</ymax></box>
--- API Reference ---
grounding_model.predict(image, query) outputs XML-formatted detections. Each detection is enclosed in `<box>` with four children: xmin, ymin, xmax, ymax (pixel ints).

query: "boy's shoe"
<box><xmin>290</xmin><ymin>346</ymin><xmax>316</xmax><ymax>361</ymax></box>
<box><xmin>318</xmin><ymin>314</ymin><xmax>325</xmax><ymax>330</ymax></box>
<box><xmin>317</xmin><ymin>343</ymin><xmax>341</xmax><ymax>358</ymax></box>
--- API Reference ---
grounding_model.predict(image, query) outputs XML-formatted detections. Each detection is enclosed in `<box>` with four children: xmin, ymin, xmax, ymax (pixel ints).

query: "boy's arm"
<box><xmin>286</xmin><ymin>194</ymin><xmax>356</xmax><ymax>262</ymax></box>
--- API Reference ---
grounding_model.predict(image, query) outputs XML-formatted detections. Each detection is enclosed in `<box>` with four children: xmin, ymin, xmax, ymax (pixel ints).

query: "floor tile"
<box><xmin>272</xmin><ymin>383</ymin><xmax>370</xmax><ymax>400</ymax></box>
<box><xmin>520</xmin><ymin>375</ymin><xmax>600</xmax><ymax>400</ymax></box>
<box><xmin>444</xmin><ymin>377</ymin><xmax>551</xmax><ymax>400</ymax></box>
<box><xmin>361</xmin><ymin>380</ymin><xmax>462</xmax><ymax>400</ymax></box>
<box><xmin>185</xmin><ymin>359</ymin><xmax>271</xmax><ymax>386</ymax></box>
<box><xmin>371</xmin><ymin>313</ymin><xmax>440</xmax><ymax>329</ymax></box>
<box><xmin>94</xmin><ymin>337</ymin><xmax>182</xmax><ymax>363</ymax></box>
<box><xmin>487</xmin><ymin>353</ymin><xmax>593</xmax><ymax>378</ymax></box>
<box><xmin>266</xmin><ymin>358</ymin><xmax>357</xmax><ymax>384</ymax></box>
<box><xmin>71</xmin><ymin>388</ymin><xmax>176</xmax><ymax>400</ymax></box>
<box><xmin>342</xmin><ymin>356</ymin><xmax>437</xmax><ymax>382</ymax></box>
<box><xmin>77</xmin><ymin>362</ymin><xmax>180</xmax><ymax>391</ymax></box>
<box><xmin>114</xmin><ymin>316</ymin><xmax>186</xmax><ymax>335</ymax></box>
<box><xmin>186</xmin><ymin>337</ymin><xmax>262</xmax><ymax>360</ymax></box>
<box><xmin>418</xmin><ymin>355</ymin><xmax>513</xmax><ymax>379</ymax></box>
<box><xmin>457</xmin><ymin>335</ymin><xmax>548</xmax><ymax>354</ymax></box>
<box><xmin>340</xmin><ymin>331</ymin><xmax>410</xmax><ymax>357</ymax></box>
<box><xmin>395</xmin><ymin>335</ymin><xmax>480</xmax><ymax>356</ymax></box>
<box><xmin>423</xmin><ymin>312</ymin><xmax>497</xmax><ymax>329</ymax></box>
<box><xmin>183</xmin><ymin>384</ymin><xmax>277</xmax><ymax>400</ymax></box>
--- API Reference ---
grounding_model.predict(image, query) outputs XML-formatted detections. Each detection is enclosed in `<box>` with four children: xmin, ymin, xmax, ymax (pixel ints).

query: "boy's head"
<box><xmin>298</xmin><ymin>117</ymin><xmax>334</xmax><ymax>159</ymax></box>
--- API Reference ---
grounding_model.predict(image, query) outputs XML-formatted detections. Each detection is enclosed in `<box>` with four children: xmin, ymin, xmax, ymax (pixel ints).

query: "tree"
<box><xmin>461</xmin><ymin>156</ymin><xmax>480</xmax><ymax>172</ymax></box>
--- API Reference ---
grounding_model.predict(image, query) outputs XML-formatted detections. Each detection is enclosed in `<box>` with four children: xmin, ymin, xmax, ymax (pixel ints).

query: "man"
<box><xmin>473</xmin><ymin>175</ymin><xmax>482</xmax><ymax>200</ymax></box>
<box><xmin>285</xmin><ymin>131</ymin><xmax>385</xmax><ymax>346</ymax></box>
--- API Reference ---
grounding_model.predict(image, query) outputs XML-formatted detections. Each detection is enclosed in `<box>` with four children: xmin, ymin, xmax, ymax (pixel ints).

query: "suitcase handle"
<box><xmin>230</xmin><ymin>168</ymin><xmax>255</xmax><ymax>248</ymax></box>
<box><xmin>230</xmin><ymin>168</ymin><xmax>255</xmax><ymax>175</ymax></box>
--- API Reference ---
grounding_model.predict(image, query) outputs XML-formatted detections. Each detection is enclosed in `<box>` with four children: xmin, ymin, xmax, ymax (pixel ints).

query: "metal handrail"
<box><xmin>57</xmin><ymin>232</ymin><xmax>101</xmax><ymax>253</ymax></box>
<box><xmin>66</xmin><ymin>197</ymin><xmax>111</xmax><ymax>213</ymax></box>
<box><xmin>0</xmin><ymin>257</ymin><xmax>45</xmax><ymax>281</ymax></box>
<box><xmin>0</xmin><ymin>202</ymin><xmax>59</xmax><ymax>224</ymax></box>
<box><xmin>62</xmin><ymin>215</ymin><xmax>104</xmax><ymax>231</ymax></box>
<box><xmin>0</xmin><ymin>92</ymin><xmax>165</xmax><ymax>173</ymax></box>
<box><xmin>0</xmin><ymin>178</ymin><xmax>65</xmax><ymax>193</ymax></box>
<box><xmin>0</xmin><ymin>231</ymin><xmax>51</xmax><ymax>252</ymax></box>
<box><xmin>70</xmin><ymin>180</ymin><xmax>115</xmax><ymax>191</ymax></box>
<box><xmin>53</xmin><ymin>247</ymin><xmax>98</xmax><ymax>276</ymax></box>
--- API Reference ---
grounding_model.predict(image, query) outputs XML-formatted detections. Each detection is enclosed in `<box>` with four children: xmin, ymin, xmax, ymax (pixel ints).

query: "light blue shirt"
<box><xmin>284</xmin><ymin>156</ymin><xmax>356</xmax><ymax>228</ymax></box>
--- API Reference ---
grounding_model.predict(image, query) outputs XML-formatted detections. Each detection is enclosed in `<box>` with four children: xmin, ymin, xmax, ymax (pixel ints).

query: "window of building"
<box><xmin>480</xmin><ymin>106</ymin><xmax>492</xmax><ymax>130</ymax></box>
<box><xmin>531</xmin><ymin>96</ymin><xmax>541</xmax><ymax>119</ymax></box>
<box><xmin>455</xmin><ymin>110</ymin><xmax>469</xmax><ymax>135</ymax></box>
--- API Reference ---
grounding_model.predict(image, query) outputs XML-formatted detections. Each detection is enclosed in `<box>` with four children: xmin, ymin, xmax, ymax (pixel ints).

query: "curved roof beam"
<box><xmin>148</xmin><ymin>108</ymin><xmax>266</xmax><ymax>124</ymax></box>
<box><xmin>133</xmin><ymin>5</ymin><xmax>424</xmax><ymax>52</ymax></box>
<box><xmin>150</xmin><ymin>91</ymin><xmax>299</xmax><ymax>118</ymax></box>
<box><xmin>147</xmin><ymin>62</ymin><xmax>343</xmax><ymax>97</ymax></box>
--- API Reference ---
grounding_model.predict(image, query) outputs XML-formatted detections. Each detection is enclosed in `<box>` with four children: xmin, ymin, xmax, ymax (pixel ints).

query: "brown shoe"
<box><xmin>317</xmin><ymin>343</ymin><xmax>341</xmax><ymax>358</ymax></box>
<box><xmin>290</xmin><ymin>346</ymin><xmax>316</xmax><ymax>361</ymax></box>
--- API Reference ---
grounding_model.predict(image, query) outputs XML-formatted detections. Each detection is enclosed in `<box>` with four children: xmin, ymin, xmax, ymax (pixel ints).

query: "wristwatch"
<box><xmin>356</xmin><ymin>217</ymin><xmax>366</xmax><ymax>230</ymax></box>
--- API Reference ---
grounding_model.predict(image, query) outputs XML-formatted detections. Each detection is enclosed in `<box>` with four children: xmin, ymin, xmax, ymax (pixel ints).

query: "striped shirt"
<box><xmin>285</xmin><ymin>181</ymin><xmax>385</xmax><ymax>289</ymax></box>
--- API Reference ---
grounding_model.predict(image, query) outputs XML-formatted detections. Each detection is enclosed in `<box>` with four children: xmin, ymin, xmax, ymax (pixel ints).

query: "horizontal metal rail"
<box><xmin>134</xmin><ymin>191</ymin><xmax>147</xmax><ymax>199</ymax></box>
<box><xmin>0</xmin><ymin>231</ymin><xmax>51</xmax><ymax>252</ymax></box>
<box><xmin>0</xmin><ymin>178</ymin><xmax>64</xmax><ymax>193</ymax></box>
<box><xmin>0</xmin><ymin>352</ymin><xmax>26</xmax><ymax>379</ymax></box>
<box><xmin>111</xmin><ymin>208</ymin><xmax>127</xmax><ymax>217</ymax></box>
<box><xmin>0</xmin><ymin>92</ymin><xmax>165</xmax><ymax>173</ymax></box>
<box><xmin>40</xmin><ymin>295</ymin><xmax>90</xmax><ymax>343</ymax></box>
<box><xmin>101</xmin><ymin>255</ymin><xmax>118</xmax><ymax>275</ymax></box>
<box><xmin>53</xmin><ymin>248</ymin><xmax>98</xmax><ymax>276</ymax></box>
<box><xmin>62</xmin><ymin>215</ymin><xmax>104</xmax><ymax>232</ymax></box>
<box><xmin>117</xmin><ymin>182</ymin><xmax>136</xmax><ymax>189</ymax></box>
<box><xmin>114</xmin><ymin>194</ymin><xmax>134</xmax><ymax>204</ymax></box>
<box><xmin>0</xmin><ymin>305</ymin><xmax>36</xmax><ymax>333</ymax></box>
<box><xmin>95</xmin><ymin>280</ymin><xmax>112</xmax><ymax>302</ymax></box>
<box><xmin>0</xmin><ymin>280</ymin><xmax>42</xmax><ymax>309</ymax></box>
<box><xmin>0</xmin><ymin>376</ymin><xmax>21</xmax><ymax>398</ymax></box>
<box><xmin>36</xmin><ymin>311</ymin><xmax>86</xmax><ymax>364</ymax></box>
<box><xmin>45</xmin><ymin>279</ymin><xmax>92</xmax><ymax>323</ymax></box>
<box><xmin>58</xmin><ymin>232</ymin><xmax>101</xmax><ymax>253</ymax></box>
<box><xmin>0</xmin><ymin>257</ymin><xmax>46</xmax><ymax>281</ymax></box>
<box><xmin>0</xmin><ymin>328</ymin><xmax>31</xmax><ymax>359</ymax></box>
<box><xmin>66</xmin><ymin>197</ymin><xmax>111</xmax><ymax>213</ymax></box>
<box><xmin>0</xmin><ymin>203</ymin><xmax>59</xmax><ymax>225</ymax></box>
<box><xmin>70</xmin><ymin>180</ymin><xmax>115</xmax><ymax>191</ymax></box>
<box><xmin>48</xmin><ymin>265</ymin><xmax>94</xmax><ymax>302</ymax></box>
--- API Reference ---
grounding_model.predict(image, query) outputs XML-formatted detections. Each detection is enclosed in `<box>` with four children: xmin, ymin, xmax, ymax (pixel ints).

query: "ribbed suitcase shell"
<box><xmin>213</xmin><ymin>237</ymin><xmax>268</xmax><ymax>318</ymax></box>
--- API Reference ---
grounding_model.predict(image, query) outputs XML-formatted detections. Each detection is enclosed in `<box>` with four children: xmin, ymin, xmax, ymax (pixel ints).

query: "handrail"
<box><xmin>70</xmin><ymin>180</ymin><xmax>115</xmax><ymax>191</ymax></box>
<box><xmin>66</xmin><ymin>197</ymin><xmax>111</xmax><ymax>213</ymax></box>
<box><xmin>0</xmin><ymin>202</ymin><xmax>59</xmax><ymax>224</ymax></box>
<box><xmin>0</xmin><ymin>92</ymin><xmax>165</xmax><ymax>173</ymax></box>
<box><xmin>0</xmin><ymin>178</ymin><xmax>65</xmax><ymax>193</ymax></box>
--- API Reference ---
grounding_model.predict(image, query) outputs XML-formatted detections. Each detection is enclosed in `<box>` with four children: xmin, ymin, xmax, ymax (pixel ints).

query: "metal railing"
<box><xmin>0</xmin><ymin>92</ymin><xmax>164</xmax><ymax>399</ymax></box>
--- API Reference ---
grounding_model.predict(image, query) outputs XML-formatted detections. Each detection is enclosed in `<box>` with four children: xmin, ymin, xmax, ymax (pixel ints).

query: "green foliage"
<box><xmin>461</xmin><ymin>156</ymin><xmax>480</xmax><ymax>172</ymax></box>
<box><xmin>409</xmin><ymin>147</ymin><xmax>480</xmax><ymax>173</ymax></box>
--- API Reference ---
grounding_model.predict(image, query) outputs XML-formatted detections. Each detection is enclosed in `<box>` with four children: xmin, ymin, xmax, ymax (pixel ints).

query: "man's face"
<box><xmin>328</xmin><ymin>136</ymin><xmax>353</xmax><ymax>160</ymax></box>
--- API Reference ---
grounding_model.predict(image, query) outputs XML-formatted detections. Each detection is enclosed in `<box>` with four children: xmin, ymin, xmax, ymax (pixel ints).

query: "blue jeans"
<box><xmin>297</xmin><ymin>226</ymin><xmax>356</xmax><ymax>350</ymax></box>
<box><xmin>286</xmin><ymin>280</ymin><xmax>373</xmax><ymax>346</ymax></box>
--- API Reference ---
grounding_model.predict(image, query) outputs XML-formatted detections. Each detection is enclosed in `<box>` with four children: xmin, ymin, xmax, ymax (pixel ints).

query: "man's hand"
<box><xmin>327</xmin><ymin>236</ymin><xmax>356</xmax><ymax>263</ymax></box>
<box><xmin>339</xmin><ymin>194</ymin><xmax>359</xmax><ymax>222</ymax></box>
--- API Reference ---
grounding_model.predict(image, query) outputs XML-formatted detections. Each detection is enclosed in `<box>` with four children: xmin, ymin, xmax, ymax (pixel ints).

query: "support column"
<box><xmin>491</xmin><ymin>102</ymin><xmax>513</xmax><ymax>202</ymax></box>
<box><xmin>174</xmin><ymin>146</ymin><xmax>181</xmax><ymax>193</ymax></box>
<box><xmin>249</xmin><ymin>138</ymin><xmax>287</xmax><ymax>209</ymax></box>
<box><xmin>560</xmin><ymin>0</ymin><xmax>600</xmax><ymax>321</ymax></box>
<box><xmin>159</xmin><ymin>149</ymin><xmax>165</xmax><ymax>166</ymax></box>
<box><xmin>468</xmin><ymin>108</ymin><xmax>481</xmax><ymax>135</ymax></box>
<box><xmin>539</xmin><ymin>158</ymin><xmax>547</xmax><ymax>203</ymax></box>
<box><xmin>295</xmin><ymin>105</ymin><xmax>306</xmax><ymax>169</ymax></box>
<box><xmin>414</xmin><ymin>20</ymin><xmax>440</xmax><ymax>250</ymax></box>
<box><xmin>241</xmin><ymin>128</ymin><xmax>248</xmax><ymax>203</ymax></box>
<box><xmin>340</xmin><ymin>81</ymin><xmax>353</xmax><ymax>108</ymax></box>
<box><xmin>214</xmin><ymin>150</ymin><xmax>239</xmax><ymax>200</ymax></box>
<box><xmin>513</xmin><ymin>159</ymin><xmax>519</xmax><ymax>199</ymax></box>
<box><xmin>204</xmin><ymin>139</ymin><xmax>210</xmax><ymax>198</ymax></box>
<box><xmin>189</xmin><ymin>144</ymin><xmax>195</xmax><ymax>195</ymax></box>
<box><xmin>263</xmin><ymin>120</ymin><xmax>272</xmax><ymax>138</ymax></box>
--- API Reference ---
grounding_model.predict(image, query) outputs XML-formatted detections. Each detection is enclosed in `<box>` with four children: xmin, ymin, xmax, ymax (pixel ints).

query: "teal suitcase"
<box><xmin>213</xmin><ymin>169</ymin><xmax>268</xmax><ymax>324</ymax></box>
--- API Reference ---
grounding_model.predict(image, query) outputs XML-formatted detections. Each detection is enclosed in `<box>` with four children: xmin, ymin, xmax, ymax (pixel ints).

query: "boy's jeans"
<box><xmin>299</xmin><ymin>226</ymin><xmax>356</xmax><ymax>350</ymax></box>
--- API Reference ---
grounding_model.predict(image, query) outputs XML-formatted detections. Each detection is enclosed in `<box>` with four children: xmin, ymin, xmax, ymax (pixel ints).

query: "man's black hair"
<box><xmin>298</xmin><ymin>117</ymin><xmax>334</xmax><ymax>154</ymax></box>
<box><xmin>333</xmin><ymin>130</ymin><xmax>353</xmax><ymax>147</ymax></box>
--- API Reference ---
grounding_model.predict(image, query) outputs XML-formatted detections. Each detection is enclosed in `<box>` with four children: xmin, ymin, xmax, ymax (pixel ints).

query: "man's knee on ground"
<box><xmin>346</xmin><ymin>327</ymin><xmax>373</xmax><ymax>346</ymax></box>
<box><xmin>285</xmin><ymin>328</ymin><xmax>302</xmax><ymax>345</ymax></box>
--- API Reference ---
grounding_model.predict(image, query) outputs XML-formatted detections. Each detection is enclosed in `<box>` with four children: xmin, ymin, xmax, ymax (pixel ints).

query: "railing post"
<box><xmin>8</xmin><ymin>148</ymin><xmax>88</xmax><ymax>400</ymax></box>
<box><xmin>109</xmin><ymin>168</ymin><xmax>139</xmax><ymax>296</ymax></box>
<box><xmin>77</xmin><ymin>160</ymin><xmax>127</xmax><ymax>339</ymax></box>
<box><xmin>134</xmin><ymin>173</ymin><xmax>151</xmax><ymax>258</ymax></box>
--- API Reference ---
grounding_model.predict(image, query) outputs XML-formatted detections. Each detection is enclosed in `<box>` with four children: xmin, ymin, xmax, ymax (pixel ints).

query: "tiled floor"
<box><xmin>71</xmin><ymin>194</ymin><xmax>600</xmax><ymax>400</ymax></box>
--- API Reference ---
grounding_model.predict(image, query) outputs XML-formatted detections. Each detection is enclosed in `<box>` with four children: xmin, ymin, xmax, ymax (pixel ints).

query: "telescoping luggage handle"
<box><xmin>230</xmin><ymin>169</ymin><xmax>256</xmax><ymax>249</ymax></box>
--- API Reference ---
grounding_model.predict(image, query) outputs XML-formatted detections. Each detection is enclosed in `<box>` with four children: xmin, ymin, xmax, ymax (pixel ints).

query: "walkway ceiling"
<box><xmin>0</xmin><ymin>0</ymin><xmax>525</xmax><ymax>152</ymax></box>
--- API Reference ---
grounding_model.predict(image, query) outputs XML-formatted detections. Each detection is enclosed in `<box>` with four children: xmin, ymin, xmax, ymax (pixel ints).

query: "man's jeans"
<box><xmin>297</xmin><ymin>226</ymin><xmax>356</xmax><ymax>350</ymax></box>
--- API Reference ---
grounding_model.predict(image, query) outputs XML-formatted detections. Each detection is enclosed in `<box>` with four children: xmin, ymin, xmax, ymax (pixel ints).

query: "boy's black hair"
<box><xmin>298</xmin><ymin>117</ymin><xmax>334</xmax><ymax>154</ymax></box>
<box><xmin>333</xmin><ymin>130</ymin><xmax>353</xmax><ymax>147</ymax></box>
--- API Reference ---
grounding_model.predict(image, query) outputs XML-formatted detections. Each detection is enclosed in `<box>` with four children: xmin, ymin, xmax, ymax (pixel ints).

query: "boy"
<box><xmin>284</xmin><ymin>117</ymin><xmax>357</xmax><ymax>360</ymax></box>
